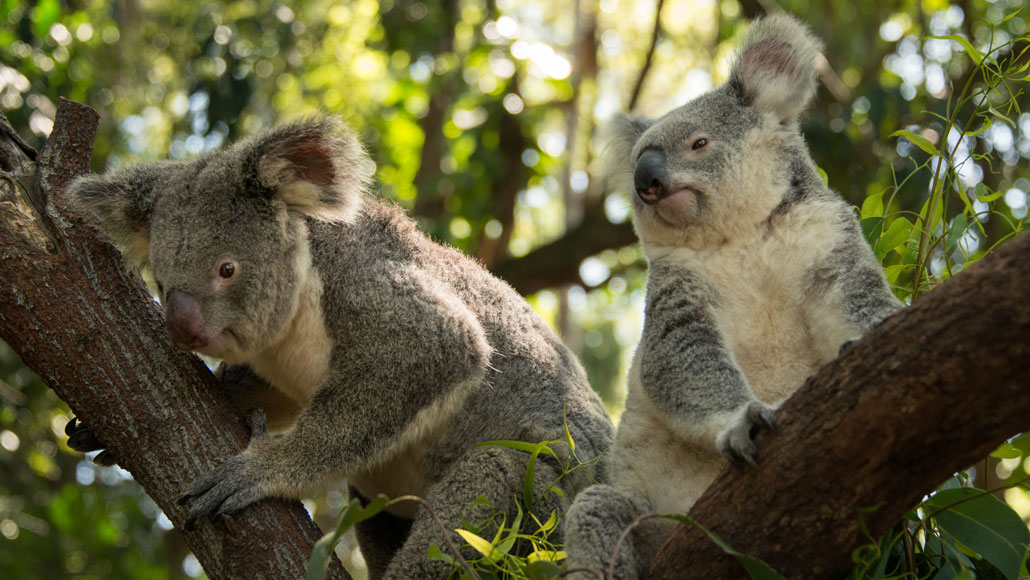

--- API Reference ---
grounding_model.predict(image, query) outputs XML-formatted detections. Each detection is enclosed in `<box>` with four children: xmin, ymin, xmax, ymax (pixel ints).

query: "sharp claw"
<box><xmin>64</xmin><ymin>417</ymin><xmax>79</xmax><ymax>437</ymax></box>
<box><xmin>93</xmin><ymin>450</ymin><xmax>118</xmax><ymax>466</ymax></box>
<box><xmin>177</xmin><ymin>493</ymin><xmax>192</xmax><ymax>506</ymax></box>
<box><xmin>184</xmin><ymin>516</ymin><xmax>199</xmax><ymax>531</ymax></box>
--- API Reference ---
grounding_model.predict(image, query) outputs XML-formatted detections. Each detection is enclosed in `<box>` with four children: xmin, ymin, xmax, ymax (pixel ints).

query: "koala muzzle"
<box><xmin>634</xmin><ymin>150</ymin><xmax>669</xmax><ymax>205</ymax></box>
<box><xmin>166</xmin><ymin>290</ymin><xmax>209</xmax><ymax>351</ymax></box>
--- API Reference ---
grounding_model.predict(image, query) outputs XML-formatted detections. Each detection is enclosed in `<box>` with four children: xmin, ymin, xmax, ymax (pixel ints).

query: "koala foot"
<box><xmin>65</xmin><ymin>417</ymin><xmax>119</xmax><ymax>466</ymax></box>
<box><xmin>177</xmin><ymin>408</ymin><xmax>272</xmax><ymax>530</ymax></box>
<box><xmin>716</xmin><ymin>400</ymin><xmax>776</xmax><ymax>466</ymax></box>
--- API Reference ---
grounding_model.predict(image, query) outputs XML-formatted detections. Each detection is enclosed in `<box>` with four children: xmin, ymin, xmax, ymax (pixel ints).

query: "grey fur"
<box><xmin>69</xmin><ymin>117</ymin><xmax>612</xmax><ymax>579</ymax></box>
<box><xmin>566</xmin><ymin>15</ymin><xmax>901</xmax><ymax>579</ymax></box>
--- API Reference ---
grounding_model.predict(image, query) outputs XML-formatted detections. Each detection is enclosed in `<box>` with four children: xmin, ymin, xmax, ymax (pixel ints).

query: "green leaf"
<box><xmin>523</xmin><ymin>560</ymin><xmax>562</xmax><ymax>580</ymax></box>
<box><xmin>974</xmin><ymin>184</ymin><xmax>1003</xmax><ymax>203</ymax></box>
<box><xmin>891</xmin><ymin>129</ymin><xmax>939</xmax><ymax>156</ymax></box>
<box><xmin>427</xmin><ymin>544</ymin><xmax>458</xmax><ymax>565</ymax></box>
<box><xmin>924</xmin><ymin>488</ymin><xmax>1030</xmax><ymax>580</ymax></box>
<box><xmin>928</xmin><ymin>35</ymin><xmax>988</xmax><ymax>66</ymax></box>
<box><xmin>477</xmin><ymin>439</ymin><xmax>559</xmax><ymax>459</ymax></box>
<box><xmin>30</xmin><ymin>0</ymin><xmax>61</xmax><ymax>40</ymax></box>
<box><xmin>860</xmin><ymin>217</ymin><xmax>885</xmax><ymax>248</ymax></box>
<box><xmin>456</xmin><ymin>528</ymin><xmax>504</xmax><ymax>562</ymax></box>
<box><xmin>944</xmin><ymin>214</ymin><xmax>968</xmax><ymax>253</ymax></box>
<box><xmin>307</xmin><ymin>495</ymin><xmax>388</xmax><ymax>580</ymax></box>
<box><xmin>861</xmin><ymin>192</ymin><xmax>884</xmax><ymax>219</ymax></box>
<box><xmin>877</xmin><ymin>217</ymin><xmax>914</xmax><ymax>255</ymax></box>
<box><xmin>883</xmin><ymin>264</ymin><xmax>912</xmax><ymax>285</ymax></box>
<box><xmin>990</xmin><ymin>443</ymin><xmax>1023</xmax><ymax>459</ymax></box>
<box><xmin>661</xmin><ymin>515</ymin><xmax>786</xmax><ymax>580</ymax></box>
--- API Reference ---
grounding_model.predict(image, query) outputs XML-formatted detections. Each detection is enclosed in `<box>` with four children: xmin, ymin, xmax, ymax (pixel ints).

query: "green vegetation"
<box><xmin>1</xmin><ymin>0</ymin><xmax>1028</xmax><ymax>578</ymax></box>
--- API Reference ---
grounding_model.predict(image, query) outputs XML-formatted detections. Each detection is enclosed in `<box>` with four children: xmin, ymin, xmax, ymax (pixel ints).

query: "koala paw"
<box><xmin>177</xmin><ymin>408</ymin><xmax>271</xmax><ymax>530</ymax></box>
<box><xmin>716</xmin><ymin>400</ymin><xmax>776</xmax><ymax>466</ymax></box>
<box><xmin>65</xmin><ymin>417</ymin><xmax>119</xmax><ymax>466</ymax></box>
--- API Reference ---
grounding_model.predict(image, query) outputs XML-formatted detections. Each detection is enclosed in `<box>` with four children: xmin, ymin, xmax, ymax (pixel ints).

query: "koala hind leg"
<box><xmin>565</xmin><ymin>484</ymin><xmax>664</xmax><ymax>580</ymax></box>
<box><xmin>350</xmin><ymin>487</ymin><xmax>413</xmax><ymax>580</ymax></box>
<box><xmin>381</xmin><ymin>445</ymin><xmax>565</xmax><ymax>580</ymax></box>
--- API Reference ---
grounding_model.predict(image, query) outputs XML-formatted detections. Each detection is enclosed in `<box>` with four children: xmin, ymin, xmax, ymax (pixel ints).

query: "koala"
<box><xmin>564</xmin><ymin>15</ymin><xmax>901</xmax><ymax>579</ymax></box>
<box><xmin>66</xmin><ymin>117</ymin><xmax>613</xmax><ymax>579</ymax></box>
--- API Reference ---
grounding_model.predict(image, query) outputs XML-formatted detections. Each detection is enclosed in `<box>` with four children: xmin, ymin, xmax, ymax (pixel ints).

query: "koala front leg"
<box><xmin>806</xmin><ymin>223</ymin><xmax>903</xmax><ymax>363</ymax></box>
<box><xmin>179</xmin><ymin>268</ymin><xmax>491</xmax><ymax>529</ymax></box>
<box><xmin>637</xmin><ymin>261</ymin><xmax>775</xmax><ymax>464</ymax></box>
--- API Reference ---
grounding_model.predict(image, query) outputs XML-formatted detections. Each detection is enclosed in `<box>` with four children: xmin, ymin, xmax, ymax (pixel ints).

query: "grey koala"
<box><xmin>564</xmin><ymin>15</ymin><xmax>901</xmax><ymax>579</ymax></box>
<box><xmin>67</xmin><ymin>117</ymin><xmax>612</xmax><ymax>579</ymax></box>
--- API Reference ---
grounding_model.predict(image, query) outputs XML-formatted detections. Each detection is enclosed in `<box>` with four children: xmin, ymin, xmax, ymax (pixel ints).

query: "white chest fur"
<box><xmin>248</xmin><ymin>247</ymin><xmax>333</xmax><ymax>407</ymax></box>
<box><xmin>650</xmin><ymin>199</ymin><xmax>845</xmax><ymax>403</ymax></box>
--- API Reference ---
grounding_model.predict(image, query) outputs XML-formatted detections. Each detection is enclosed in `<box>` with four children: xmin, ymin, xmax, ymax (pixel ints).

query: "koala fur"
<box><xmin>565</xmin><ymin>15</ymin><xmax>901</xmax><ymax>579</ymax></box>
<box><xmin>68</xmin><ymin>117</ymin><xmax>613</xmax><ymax>579</ymax></box>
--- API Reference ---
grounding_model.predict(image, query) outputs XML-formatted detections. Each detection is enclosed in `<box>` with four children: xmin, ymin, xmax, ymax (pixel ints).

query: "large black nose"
<box><xmin>634</xmin><ymin>150</ymin><xmax>669</xmax><ymax>205</ymax></box>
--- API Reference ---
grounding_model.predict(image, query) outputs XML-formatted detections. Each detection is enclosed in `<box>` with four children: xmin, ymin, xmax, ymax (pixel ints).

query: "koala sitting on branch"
<box><xmin>564</xmin><ymin>15</ymin><xmax>901</xmax><ymax>579</ymax></box>
<box><xmin>67</xmin><ymin>117</ymin><xmax>613</xmax><ymax>579</ymax></box>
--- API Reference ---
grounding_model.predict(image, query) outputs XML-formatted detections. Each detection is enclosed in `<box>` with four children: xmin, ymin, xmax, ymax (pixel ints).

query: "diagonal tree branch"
<box><xmin>0</xmin><ymin>100</ymin><xmax>348</xmax><ymax>580</ymax></box>
<box><xmin>646</xmin><ymin>232</ymin><xmax>1030</xmax><ymax>579</ymax></box>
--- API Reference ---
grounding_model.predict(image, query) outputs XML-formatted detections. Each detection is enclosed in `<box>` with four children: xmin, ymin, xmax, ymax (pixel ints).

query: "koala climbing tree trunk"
<box><xmin>645</xmin><ymin>233</ymin><xmax>1030</xmax><ymax>580</ymax></box>
<box><xmin>0</xmin><ymin>100</ymin><xmax>348</xmax><ymax>580</ymax></box>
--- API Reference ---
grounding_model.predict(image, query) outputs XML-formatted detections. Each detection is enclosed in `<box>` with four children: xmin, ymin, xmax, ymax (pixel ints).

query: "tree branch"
<box><xmin>490</xmin><ymin>199</ymin><xmax>636</xmax><ymax>295</ymax></box>
<box><xmin>646</xmin><ymin>232</ymin><xmax>1030</xmax><ymax>579</ymax></box>
<box><xmin>0</xmin><ymin>101</ymin><xmax>348</xmax><ymax>579</ymax></box>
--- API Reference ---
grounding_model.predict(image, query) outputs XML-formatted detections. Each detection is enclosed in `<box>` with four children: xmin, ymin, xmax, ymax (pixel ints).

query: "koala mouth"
<box><xmin>653</xmin><ymin>185</ymin><xmax>702</xmax><ymax>224</ymax></box>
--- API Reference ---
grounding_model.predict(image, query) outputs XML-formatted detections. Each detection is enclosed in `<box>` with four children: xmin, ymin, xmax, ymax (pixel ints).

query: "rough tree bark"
<box><xmin>0</xmin><ymin>102</ymin><xmax>348</xmax><ymax>579</ymax></box>
<box><xmin>646</xmin><ymin>232</ymin><xmax>1030</xmax><ymax>579</ymax></box>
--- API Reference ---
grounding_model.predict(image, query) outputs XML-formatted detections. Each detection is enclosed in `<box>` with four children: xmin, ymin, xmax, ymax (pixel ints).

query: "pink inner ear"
<box><xmin>740</xmin><ymin>39</ymin><xmax>799</xmax><ymax>86</ymax></box>
<box><xmin>280</xmin><ymin>137</ymin><xmax>336</xmax><ymax>185</ymax></box>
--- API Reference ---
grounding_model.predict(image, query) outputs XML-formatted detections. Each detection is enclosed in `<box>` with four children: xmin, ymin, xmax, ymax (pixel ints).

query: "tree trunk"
<box><xmin>646</xmin><ymin>232</ymin><xmax>1030</xmax><ymax>579</ymax></box>
<box><xmin>0</xmin><ymin>101</ymin><xmax>348</xmax><ymax>579</ymax></box>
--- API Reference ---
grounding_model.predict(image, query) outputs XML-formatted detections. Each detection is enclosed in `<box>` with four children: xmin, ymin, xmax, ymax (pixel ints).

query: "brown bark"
<box><xmin>646</xmin><ymin>232</ymin><xmax>1030</xmax><ymax>579</ymax></box>
<box><xmin>0</xmin><ymin>101</ymin><xmax>347</xmax><ymax>579</ymax></box>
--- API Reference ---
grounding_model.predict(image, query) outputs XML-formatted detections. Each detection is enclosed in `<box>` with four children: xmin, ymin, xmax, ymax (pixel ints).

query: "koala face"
<box><xmin>611</xmin><ymin>15</ymin><xmax>822</xmax><ymax>245</ymax></box>
<box><xmin>70</xmin><ymin>118</ymin><xmax>370</xmax><ymax>362</ymax></box>
<box><xmin>142</xmin><ymin>159</ymin><xmax>303</xmax><ymax>361</ymax></box>
<box><xmin>628</xmin><ymin>91</ymin><xmax>760</xmax><ymax>230</ymax></box>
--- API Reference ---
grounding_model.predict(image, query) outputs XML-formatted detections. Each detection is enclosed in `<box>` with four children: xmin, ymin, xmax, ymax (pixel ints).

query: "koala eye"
<box><xmin>218</xmin><ymin>261</ymin><xmax>237</xmax><ymax>280</ymax></box>
<box><xmin>691</xmin><ymin>138</ymin><xmax>709</xmax><ymax>151</ymax></box>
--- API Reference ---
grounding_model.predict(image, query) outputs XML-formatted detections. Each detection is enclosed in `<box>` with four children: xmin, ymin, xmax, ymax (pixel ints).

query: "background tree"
<box><xmin>1</xmin><ymin>0</ymin><xmax>1028</xmax><ymax>578</ymax></box>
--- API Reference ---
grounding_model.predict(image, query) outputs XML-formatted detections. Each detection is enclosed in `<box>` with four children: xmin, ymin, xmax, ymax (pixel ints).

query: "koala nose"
<box><xmin>165</xmin><ymin>290</ymin><xmax>209</xmax><ymax>351</ymax></box>
<box><xmin>634</xmin><ymin>150</ymin><xmax>669</xmax><ymax>205</ymax></box>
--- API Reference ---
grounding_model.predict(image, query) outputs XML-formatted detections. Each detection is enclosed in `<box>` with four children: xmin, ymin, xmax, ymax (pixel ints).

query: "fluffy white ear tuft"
<box><xmin>730</xmin><ymin>14</ymin><xmax>822</xmax><ymax>123</ymax></box>
<box><xmin>66</xmin><ymin>163</ymin><xmax>165</xmax><ymax>266</ymax></box>
<box><xmin>252</xmin><ymin>117</ymin><xmax>371</xmax><ymax>223</ymax></box>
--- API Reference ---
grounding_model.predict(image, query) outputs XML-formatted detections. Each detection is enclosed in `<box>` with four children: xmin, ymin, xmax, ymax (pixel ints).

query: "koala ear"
<box><xmin>730</xmin><ymin>14</ymin><xmax>822</xmax><ymax>123</ymax></box>
<box><xmin>249</xmin><ymin>117</ymin><xmax>370</xmax><ymax>223</ymax></box>
<box><xmin>605</xmin><ymin>114</ymin><xmax>654</xmax><ymax>165</ymax></box>
<box><xmin>67</xmin><ymin>163</ymin><xmax>165</xmax><ymax>266</ymax></box>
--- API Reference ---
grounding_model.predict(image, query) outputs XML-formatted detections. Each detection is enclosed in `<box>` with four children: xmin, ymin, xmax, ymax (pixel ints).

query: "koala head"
<box><xmin>609</xmin><ymin>15</ymin><xmax>822</xmax><ymax>246</ymax></box>
<box><xmin>69</xmin><ymin>117</ymin><xmax>371</xmax><ymax>362</ymax></box>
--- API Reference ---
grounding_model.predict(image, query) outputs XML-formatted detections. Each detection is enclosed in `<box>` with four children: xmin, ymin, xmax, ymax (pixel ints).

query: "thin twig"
<box><xmin>627</xmin><ymin>0</ymin><xmax>665</xmax><ymax>111</ymax></box>
<box><xmin>608</xmin><ymin>512</ymin><xmax>661</xmax><ymax>580</ymax></box>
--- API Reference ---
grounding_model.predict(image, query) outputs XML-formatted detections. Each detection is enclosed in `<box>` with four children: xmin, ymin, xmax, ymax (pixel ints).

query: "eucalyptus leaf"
<box><xmin>924</xmin><ymin>488</ymin><xmax>1030</xmax><ymax>580</ymax></box>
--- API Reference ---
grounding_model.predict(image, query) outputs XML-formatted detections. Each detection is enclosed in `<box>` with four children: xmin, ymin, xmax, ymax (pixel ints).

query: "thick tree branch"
<box><xmin>0</xmin><ymin>101</ymin><xmax>347</xmax><ymax>579</ymax></box>
<box><xmin>490</xmin><ymin>199</ymin><xmax>637</xmax><ymax>296</ymax></box>
<box><xmin>646</xmin><ymin>233</ymin><xmax>1030</xmax><ymax>579</ymax></box>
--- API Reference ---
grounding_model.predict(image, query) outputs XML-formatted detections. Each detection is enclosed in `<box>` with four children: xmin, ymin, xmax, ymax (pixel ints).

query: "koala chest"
<box><xmin>247</xmin><ymin>273</ymin><xmax>333</xmax><ymax>407</ymax></box>
<box><xmin>685</xmin><ymin>234</ymin><xmax>832</xmax><ymax>401</ymax></box>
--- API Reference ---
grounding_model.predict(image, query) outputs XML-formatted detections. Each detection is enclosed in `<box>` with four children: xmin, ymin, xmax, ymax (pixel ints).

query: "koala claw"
<box><xmin>65</xmin><ymin>417</ymin><xmax>120</xmax><ymax>465</ymax></box>
<box><xmin>178</xmin><ymin>409</ymin><xmax>272</xmax><ymax>531</ymax></box>
<box><xmin>178</xmin><ymin>454</ymin><xmax>266</xmax><ymax>531</ymax></box>
<box><xmin>717</xmin><ymin>400</ymin><xmax>777</xmax><ymax>466</ymax></box>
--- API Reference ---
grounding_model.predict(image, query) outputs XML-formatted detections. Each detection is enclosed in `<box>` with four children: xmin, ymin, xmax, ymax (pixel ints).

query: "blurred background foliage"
<box><xmin>1</xmin><ymin>0</ymin><xmax>1028</xmax><ymax>578</ymax></box>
